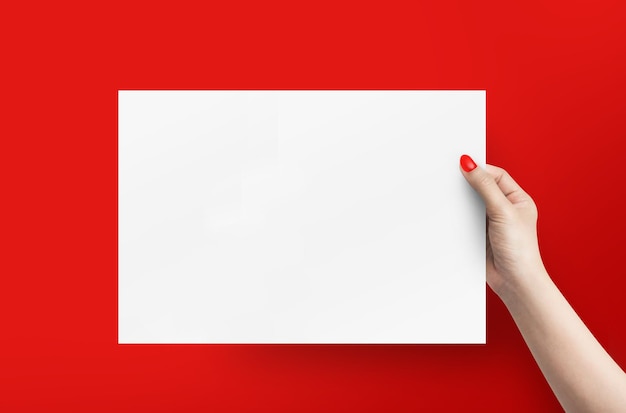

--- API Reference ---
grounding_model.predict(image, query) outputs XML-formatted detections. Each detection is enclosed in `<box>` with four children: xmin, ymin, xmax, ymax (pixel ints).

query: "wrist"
<box><xmin>496</xmin><ymin>263</ymin><xmax>552</xmax><ymax>307</ymax></box>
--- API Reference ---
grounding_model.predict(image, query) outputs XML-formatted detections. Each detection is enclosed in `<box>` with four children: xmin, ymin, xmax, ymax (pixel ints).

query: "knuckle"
<box><xmin>501</xmin><ymin>170</ymin><xmax>513</xmax><ymax>182</ymax></box>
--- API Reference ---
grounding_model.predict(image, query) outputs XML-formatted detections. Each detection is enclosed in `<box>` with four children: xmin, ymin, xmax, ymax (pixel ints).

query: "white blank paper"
<box><xmin>118</xmin><ymin>90</ymin><xmax>486</xmax><ymax>344</ymax></box>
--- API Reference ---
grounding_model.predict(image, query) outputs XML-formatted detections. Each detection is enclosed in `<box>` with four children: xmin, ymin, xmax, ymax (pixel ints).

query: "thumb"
<box><xmin>459</xmin><ymin>154</ymin><xmax>510</xmax><ymax>215</ymax></box>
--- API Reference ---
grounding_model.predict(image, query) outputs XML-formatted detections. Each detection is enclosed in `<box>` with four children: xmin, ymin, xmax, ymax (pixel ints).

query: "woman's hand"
<box><xmin>459</xmin><ymin>154</ymin><xmax>626</xmax><ymax>413</ymax></box>
<box><xmin>459</xmin><ymin>154</ymin><xmax>547</xmax><ymax>298</ymax></box>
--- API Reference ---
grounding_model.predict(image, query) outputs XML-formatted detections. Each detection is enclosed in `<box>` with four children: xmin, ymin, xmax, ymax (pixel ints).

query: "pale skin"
<box><xmin>460</xmin><ymin>157</ymin><xmax>626</xmax><ymax>413</ymax></box>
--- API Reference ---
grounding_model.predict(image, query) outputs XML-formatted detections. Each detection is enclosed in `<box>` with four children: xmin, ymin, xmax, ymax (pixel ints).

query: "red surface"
<box><xmin>2</xmin><ymin>1</ymin><xmax>626</xmax><ymax>411</ymax></box>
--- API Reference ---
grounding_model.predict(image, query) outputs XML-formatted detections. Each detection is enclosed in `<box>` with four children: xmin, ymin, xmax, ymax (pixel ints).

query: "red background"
<box><xmin>2</xmin><ymin>1</ymin><xmax>626</xmax><ymax>411</ymax></box>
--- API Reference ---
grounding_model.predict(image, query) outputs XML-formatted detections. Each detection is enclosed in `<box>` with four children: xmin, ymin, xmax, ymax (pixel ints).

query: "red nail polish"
<box><xmin>460</xmin><ymin>154</ymin><xmax>477</xmax><ymax>172</ymax></box>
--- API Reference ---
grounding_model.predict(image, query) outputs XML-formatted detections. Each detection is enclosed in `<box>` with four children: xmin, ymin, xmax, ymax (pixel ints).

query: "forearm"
<box><xmin>499</xmin><ymin>269</ymin><xmax>626</xmax><ymax>413</ymax></box>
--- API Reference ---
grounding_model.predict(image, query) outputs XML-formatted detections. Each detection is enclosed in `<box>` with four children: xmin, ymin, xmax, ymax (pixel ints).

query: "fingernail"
<box><xmin>460</xmin><ymin>154</ymin><xmax>477</xmax><ymax>172</ymax></box>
